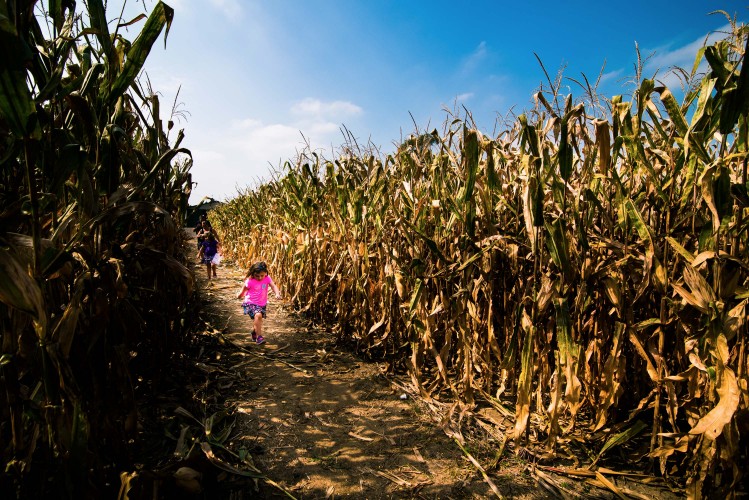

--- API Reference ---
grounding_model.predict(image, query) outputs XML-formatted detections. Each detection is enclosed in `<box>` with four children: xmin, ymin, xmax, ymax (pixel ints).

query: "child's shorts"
<box><xmin>243</xmin><ymin>303</ymin><xmax>267</xmax><ymax>318</ymax></box>
<box><xmin>202</xmin><ymin>254</ymin><xmax>215</xmax><ymax>264</ymax></box>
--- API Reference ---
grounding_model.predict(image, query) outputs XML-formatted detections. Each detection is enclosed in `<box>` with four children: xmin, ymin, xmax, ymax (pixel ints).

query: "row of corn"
<box><xmin>211</xmin><ymin>20</ymin><xmax>749</xmax><ymax>499</ymax></box>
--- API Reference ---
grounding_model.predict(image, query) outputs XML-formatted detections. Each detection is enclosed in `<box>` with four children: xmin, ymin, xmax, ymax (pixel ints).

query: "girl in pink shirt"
<box><xmin>236</xmin><ymin>262</ymin><xmax>281</xmax><ymax>344</ymax></box>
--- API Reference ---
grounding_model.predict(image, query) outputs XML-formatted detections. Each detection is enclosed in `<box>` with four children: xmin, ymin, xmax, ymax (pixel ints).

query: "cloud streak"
<box><xmin>291</xmin><ymin>98</ymin><xmax>363</xmax><ymax>119</ymax></box>
<box><xmin>644</xmin><ymin>24</ymin><xmax>732</xmax><ymax>73</ymax></box>
<box><xmin>460</xmin><ymin>41</ymin><xmax>488</xmax><ymax>75</ymax></box>
<box><xmin>189</xmin><ymin>98</ymin><xmax>364</xmax><ymax>199</ymax></box>
<box><xmin>209</xmin><ymin>0</ymin><xmax>242</xmax><ymax>20</ymax></box>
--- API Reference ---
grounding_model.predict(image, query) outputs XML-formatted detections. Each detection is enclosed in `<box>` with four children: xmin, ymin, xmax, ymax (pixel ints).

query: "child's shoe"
<box><xmin>251</xmin><ymin>330</ymin><xmax>257</xmax><ymax>341</ymax></box>
<box><xmin>255</xmin><ymin>336</ymin><xmax>265</xmax><ymax>345</ymax></box>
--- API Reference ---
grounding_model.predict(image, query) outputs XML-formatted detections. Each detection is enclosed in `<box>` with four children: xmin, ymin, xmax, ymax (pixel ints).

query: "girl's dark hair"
<box><xmin>247</xmin><ymin>261</ymin><xmax>268</xmax><ymax>277</ymax></box>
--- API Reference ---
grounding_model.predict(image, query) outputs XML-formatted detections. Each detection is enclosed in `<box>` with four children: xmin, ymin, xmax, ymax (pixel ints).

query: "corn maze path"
<box><xmin>188</xmin><ymin>233</ymin><xmax>680</xmax><ymax>500</ymax></box>
<box><xmin>187</xmin><ymin>235</ymin><xmax>548</xmax><ymax>499</ymax></box>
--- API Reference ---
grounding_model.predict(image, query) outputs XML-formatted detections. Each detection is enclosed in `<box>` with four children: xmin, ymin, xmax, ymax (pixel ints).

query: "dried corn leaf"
<box><xmin>689</xmin><ymin>367</ymin><xmax>739</xmax><ymax>440</ymax></box>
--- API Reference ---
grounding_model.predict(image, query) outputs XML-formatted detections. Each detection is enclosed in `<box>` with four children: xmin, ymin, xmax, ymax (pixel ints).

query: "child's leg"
<box><xmin>253</xmin><ymin>313</ymin><xmax>263</xmax><ymax>338</ymax></box>
<box><xmin>211</xmin><ymin>262</ymin><xmax>217</xmax><ymax>277</ymax></box>
<box><xmin>243</xmin><ymin>305</ymin><xmax>256</xmax><ymax>339</ymax></box>
<box><xmin>205</xmin><ymin>262</ymin><xmax>211</xmax><ymax>279</ymax></box>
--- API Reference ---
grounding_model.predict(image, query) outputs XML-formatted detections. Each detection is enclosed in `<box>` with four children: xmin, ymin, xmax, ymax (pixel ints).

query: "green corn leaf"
<box><xmin>624</xmin><ymin>199</ymin><xmax>654</xmax><ymax>248</ymax></box>
<box><xmin>408</xmin><ymin>278</ymin><xmax>423</xmax><ymax>313</ymax></box>
<box><xmin>595</xmin><ymin>420</ymin><xmax>648</xmax><ymax>463</ymax></box>
<box><xmin>635</xmin><ymin>318</ymin><xmax>663</xmax><ymax>330</ymax></box>
<box><xmin>402</xmin><ymin>219</ymin><xmax>450</xmax><ymax>263</ymax></box>
<box><xmin>519</xmin><ymin>114</ymin><xmax>540</xmax><ymax>158</ymax></box>
<box><xmin>553</xmin><ymin>297</ymin><xmax>574</xmax><ymax>359</ymax></box>
<box><xmin>656</xmin><ymin>87</ymin><xmax>688</xmax><ymax>136</ymax></box>
<box><xmin>0</xmin><ymin>4</ymin><xmax>40</xmax><ymax>139</ymax></box>
<box><xmin>105</xmin><ymin>1</ymin><xmax>174</xmax><ymax>104</ymax></box>
<box><xmin>49</xmin><ymin>0</ymin><xmax>64</xmax><ymax>33</ymax></box>
<box><xmin>558</xmin><ymin>115</ymin><xmax>573</xmax><ymax>181</ymax></box>
<box><xmin>485</xmin><ymin>142</ymin><xmax>500</xmax><ymax>191</ymax></box>
<box><xmin>666</xmin><ymin>237</ymin><xmax>695</xmax><ymax>264</ymax></box>
<box><xmin>86</xmin><ymin>0</ymin><xmax>113</xmax><ymax>60</ymax></box>
<box><xmin>720</xmin><ymin>35</ymin><xmax>749</xmax><ymax>135</ymax></box>
<box><xmin>545</xmin><ymin>218</ymin><xmax>572</xmax><ymax>282</ymax></box>
<box><xmin>704</xmin><ymin>43</ymin><xmax>733</xmax><ymax>86</ymax></box>
<box><xmin>131</xmin><ymin>147</ymin><xmax>192</xmax><ymax>198</ymax></box>
<box><xmin>462</xmin><ymin>128</ymin><xmax>480</xmax><ymax>203</ymax></box>
<box><xmin>690</xmin><ymin>77</ymin><xmax>717</xmax><ymax>130</ymax></box>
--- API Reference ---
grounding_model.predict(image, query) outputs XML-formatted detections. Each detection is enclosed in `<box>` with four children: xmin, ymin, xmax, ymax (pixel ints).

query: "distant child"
<box><xmin>196</xmin><ymin>219</ymin><xmax>212</xmax><ymax>249</ymax></box>
<box><xmin>194</xmin><ymin>213</ymin><xmax>209</xmax><ymax>234</ymax></box>
<box><xmin>236</xmin><ymin>261</ymin><xmax>281</xmax><ymax>344</ymax></box>
<box><xmin>197</xmin><ymin>231</ymin><xmax>221</xmax><ymax>279</ymax></box>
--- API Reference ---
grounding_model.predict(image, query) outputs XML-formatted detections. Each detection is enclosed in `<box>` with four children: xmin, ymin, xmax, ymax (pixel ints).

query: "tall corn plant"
<box><xmin>211</xmin><ymin>23</ymin><xmax>748</xmax><ymax>498</ymax></box>
<box><xmin>0</xmin><ymin>1</ymin><xmax>193</xmax><ymax>497</ymax></box>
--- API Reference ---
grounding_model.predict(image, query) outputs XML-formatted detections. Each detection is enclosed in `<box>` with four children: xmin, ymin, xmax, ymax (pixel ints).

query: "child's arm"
<box><xmin>197</xmin><ymin>243</ymin><xmax>204</xmax><ymax>258</ymax></box>
<box><xmin>236</xmin><ymin>283</ymin><xmax>247</xmax><ymax>300</ymax></box>
<box><xmin>270</xmin><ymin>280</ymin><xmax>281</xmax><ymax>299</ymax></box>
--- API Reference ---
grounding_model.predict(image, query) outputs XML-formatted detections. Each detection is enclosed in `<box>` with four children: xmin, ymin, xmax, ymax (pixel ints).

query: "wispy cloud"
<box><xmin>164</xmin><ymin>0</ymin><xmax>188</xmax><ymax>11</ymax></box>
<box><xmin>644</xmin><ymin>23</ymin><xmax>732</xmax><ymax>74</ymax></box>
<box><xmin>593</xmin><ymin>24</ymin><xmax>732</xmax><ymax>94</ymax></box>
<box><xmin>598</xmin><ymin>68</ymin><xmax>624</xmax><ymax>85</ymax></box>
<box><xmin>291</xmin><ymin>98</ymin><xmax>363</xmax><ymax>120</ymax></box>
<box><xmin>460</xmin><ymin>41</ymin><xmax>488</xmax><ymax>75</ymax></box>
<box><xmin>455</xmin><ymin>92</ymin><xmax>474</xmax><ymax>103</ymax></box>
<box><xmin>189</xmin><ymin>98</ymin><xmax>364</xmax><ymax>198</ymax></box>
<box><xmin>209</xmin><ymin>0</ymin><xmax>242</xmax><ymax>20</ymax></box>
<box><xmin>145</xmin><ymin>70</ymin><xmax>188</xmax><ymax>96</ymax></box>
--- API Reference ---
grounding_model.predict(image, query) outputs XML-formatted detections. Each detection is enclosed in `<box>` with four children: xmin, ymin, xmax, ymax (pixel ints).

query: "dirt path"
<box><xmin>183</xmin><ymin>234</ymin><xmax>684</xmax><ymax>500</ymax></box>
<box><xmin>188</xmin><ymin>240</ymin><xmax>541</xmax><ymax>499</ymax></box>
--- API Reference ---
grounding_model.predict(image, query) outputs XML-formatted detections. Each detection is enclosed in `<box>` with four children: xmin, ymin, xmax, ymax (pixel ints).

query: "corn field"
<box><xmin>0</xmin><ymin>1</ymin><xmax>194</xmax><ymax>497</ymax></box>
<box><xmin>211</xmin><ymin>20</ymin><xmax>749</xmax><ymax>498</ymax></box>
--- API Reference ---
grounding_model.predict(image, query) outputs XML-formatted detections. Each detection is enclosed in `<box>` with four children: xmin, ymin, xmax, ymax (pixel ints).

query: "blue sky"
<box><xmin>117</xmin><ymin>0</ymin><xmax>747</xmax><ymax>203</ymax></box>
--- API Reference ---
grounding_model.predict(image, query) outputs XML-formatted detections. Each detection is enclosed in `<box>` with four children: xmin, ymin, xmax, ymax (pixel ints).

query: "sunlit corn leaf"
<box><xmin>105</xmin><ymin>1</ymin><xmax>174</xmax><ymax>104</ymax></box>
<box><xmin>689</xmin><ymin>366</ymin><xmax>740</xmax><ymax>440</ymax></box>
<box><xmin>656</xmin><ymin>87</ymin><xmax>688</xmax><ymax>136</ymax></box>
<box><xmin>514</xmin><ymin>316</ymin><xmax>535</xmax><ymax>441</ymax></box>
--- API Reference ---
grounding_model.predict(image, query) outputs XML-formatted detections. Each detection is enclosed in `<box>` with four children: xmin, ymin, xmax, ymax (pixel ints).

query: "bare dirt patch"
<box><xmin>187</xmin><ymin>242</ymin><xmax>542</xmax><ymax>499</ymax></box>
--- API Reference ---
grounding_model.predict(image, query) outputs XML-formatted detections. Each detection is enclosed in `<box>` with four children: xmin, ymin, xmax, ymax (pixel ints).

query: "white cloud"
<box><xmin>191</xmin><ymin>148</ymin><xmax>225</xmax><ymax>162</ymax></box>
<box><xmin>644</xmin><ymin>23</ymin><xmax>732</xmax><ymax>74</ymax></box>
<box><xmin>591</xmin><ymin>24</ymin><xmax>732</xmax><ymax>94</ymax></box>
<box><xmin>188</xmin><ymin>98</ymin><xmax>364</xmax><ymax>199</ymax></box>
<box><xmin>144</xmin><ymin>71</ymin><xmax>187</xmax><ymax>96</ymax></box>
<box><xmin>164</xmin><ymin>0</ymin><xmax>188</xmax><ymax>11</ymax></box>
<box><xmin>456</xmin><ymin>92</ymin><xmax>474</xmax><ymax>102</ymax></box>
<box><xmin>291</xmin><ymin>98</ymin><xmax>363</xmax><ymax>119</ymax></box>
<box><xmin>598</xmin><ymin>68</ymin><xmax>624</xmax><ymax>85</ymax></box>
<box><xmin>209</xmin><ymin>0</ymin><xmax>242</xmax><ymax>20</ymax></box>
<box><xmin>232</xmin><ymin>118</ymin><xmax>263</xmax><ymax>129</ymax></box>
<box><xmin>461</xmin><ymin>41</ymin><xmax>488</xmax><ymax>75</ymax></box>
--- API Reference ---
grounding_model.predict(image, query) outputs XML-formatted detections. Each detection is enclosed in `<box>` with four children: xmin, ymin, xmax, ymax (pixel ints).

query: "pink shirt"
<box><xmin>242</xmin><ymin>275</ymin><xmax>274</xmax><ymax>306</ymax></box>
